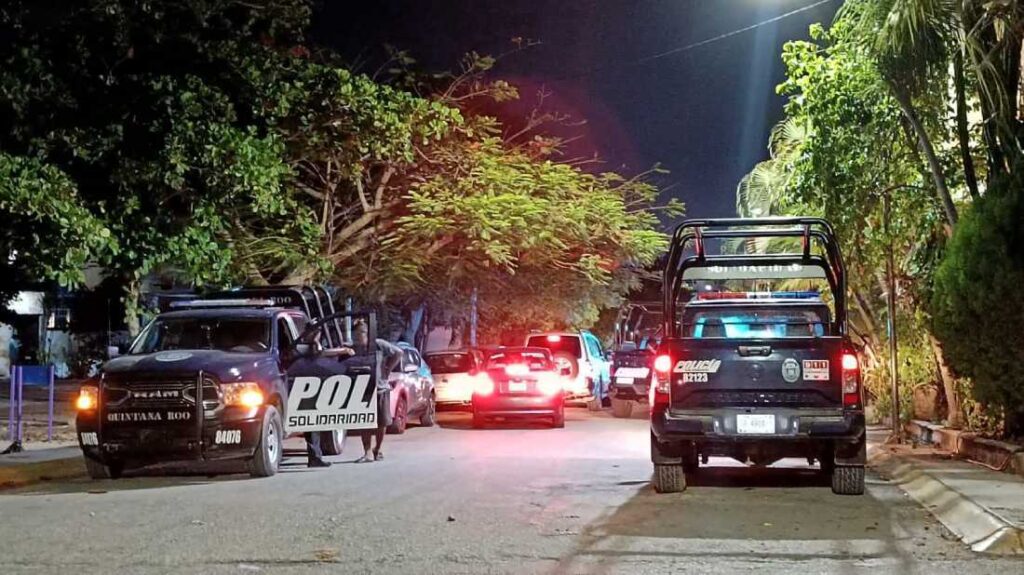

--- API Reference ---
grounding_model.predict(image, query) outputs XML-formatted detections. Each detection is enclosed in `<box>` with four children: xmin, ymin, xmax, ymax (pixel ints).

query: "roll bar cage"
<box><xmin>663</xmin><ymin>217</ymin><xmax>847</xmax><ymax>337</ymax></box>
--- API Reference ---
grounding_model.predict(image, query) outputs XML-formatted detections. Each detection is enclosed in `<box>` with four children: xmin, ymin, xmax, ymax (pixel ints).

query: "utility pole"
<box><xmin>884</xmin><ymin>193</ymin><xmax>901</xmax><ymax>441</ymax></box>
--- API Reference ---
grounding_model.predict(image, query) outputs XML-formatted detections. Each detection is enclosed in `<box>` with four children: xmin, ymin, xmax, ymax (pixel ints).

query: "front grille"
<box><xmin>102</xmin><ymin>373</ymin><xmax>220</xmax><ymax>410</ymax></box>
<box><xmin>675</xmin><ymin>390</ymin><xmax>831</xmax><ymax>408</ymax></box>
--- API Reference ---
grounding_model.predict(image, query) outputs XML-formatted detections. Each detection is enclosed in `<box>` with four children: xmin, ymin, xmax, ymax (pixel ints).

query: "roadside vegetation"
<box><xmin>0</xmin><ymin>1</ymin><xmax>681</xmax><ymax>345</ymax></box>
<box><xmin>738</xmin><ymin>0</ymin><xmax>1024</xmax><ymax>436</ymax></box>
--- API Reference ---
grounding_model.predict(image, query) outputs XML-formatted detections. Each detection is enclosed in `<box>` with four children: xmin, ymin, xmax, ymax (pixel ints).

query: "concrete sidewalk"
<box><xmin>869</xmin><ymin>430</ymin><xmax>1024</xmax><ymax>555</ymax></box>
<box><xmin>0</xmin><ymin>441</ymin><xmax>85</xmax><ymax>489</ymax></box>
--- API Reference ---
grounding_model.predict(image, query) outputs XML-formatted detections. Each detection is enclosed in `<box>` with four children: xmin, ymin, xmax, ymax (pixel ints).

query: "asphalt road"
<box><xmin>1</xmin><ymin>408</ymin><xmax>1022</xmax><ymax>574</ymax></box>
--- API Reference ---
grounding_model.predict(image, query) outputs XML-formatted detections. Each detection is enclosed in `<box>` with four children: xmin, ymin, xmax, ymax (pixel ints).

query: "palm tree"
<box><xmin>839</xmin><ymin>0</ymin><xmax>961</xmax><ymax>228</ymax></box>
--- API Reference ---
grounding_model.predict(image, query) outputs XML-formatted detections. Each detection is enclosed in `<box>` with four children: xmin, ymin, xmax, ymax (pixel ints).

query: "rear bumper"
<box><xmin>652</xmin><ymin>406</ymin><xmax>865</xmax><ymax>443</ymax></box>
<box><xmin>473</xmin><ymin>394</ymin><xmax>563</xmax><ymax>417</ymax></box>
<box><xmin>76</xmin><ymin>406</ymin><xmax>264</xmax><ymax>464</ymax></box>
<box><xmin>610</xmin><ymin>382</ymin><xmax>649</xmax><ymax>403</ymax></box>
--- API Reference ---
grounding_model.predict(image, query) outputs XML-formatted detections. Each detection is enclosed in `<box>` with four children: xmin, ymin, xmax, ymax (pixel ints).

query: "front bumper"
<box><xmin>76</xmin><ymin>406</ymin><xmax>264</xmax><ymax>464</ymax></box>
<box><xmin>472</xmin><ymin>394</ymin><xmax>563</xmax><ymax>417</ymax></box>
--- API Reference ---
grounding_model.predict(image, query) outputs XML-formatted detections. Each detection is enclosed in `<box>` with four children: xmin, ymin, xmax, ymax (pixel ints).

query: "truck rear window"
<box><xmin>525</xmin><ymin>335</ymin><xmax>582</xmax><ymax>358</ymax></box>
<box><xmin>684</xmin><ymin>307</ymin><xmax>827</xmax><ymax>339</ymax></box>
<box><xmin>425</xmin><ymin>353</ymin><xmax>473</xmax><ymax>374</ymax></box>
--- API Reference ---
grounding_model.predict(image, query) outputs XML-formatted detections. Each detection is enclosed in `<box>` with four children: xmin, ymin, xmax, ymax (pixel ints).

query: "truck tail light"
<box><xmin>841</xmin><ymin>352</ymin><xmax>860</xmax><ymax>408</ymax></box>
<box><xmin>651</xmin><ymin>354</ymin><xmax>673</xmax><ymax>406</ymax></box>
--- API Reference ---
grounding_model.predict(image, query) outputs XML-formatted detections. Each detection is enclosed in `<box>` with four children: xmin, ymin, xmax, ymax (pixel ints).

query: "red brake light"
<box><xmin>546</xmin><ymin>335</ymin><xmax>562</xmax><ymax>343</ymax></box>
<box><xmin>654</xmin><ymin>355</ymin><xmax>672</xmax><ymax>374</ymax></box>
<box><xmin>473</xmin><ymin>374</ymin><xmax>494</xmax><ymax>396</ymax></box>
<box><xmin>841</xmin><ymin>352</ymin><xmax>860</xmax><ymax>407</ymax></box>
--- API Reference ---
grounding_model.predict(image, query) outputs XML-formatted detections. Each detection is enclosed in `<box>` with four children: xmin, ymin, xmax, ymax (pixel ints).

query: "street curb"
<box><xmin>905</xmin><ymin>420</ymin><xmax>1024</xmax><ymax>477</ymax></box>
<box><xmin>870</xmin><ymin>448</ymin><xmax>1024</xmax><ymax>555</ymax></box>
<box><xmin>0</xmin><ymin>455</ymin><xmax>86</xmax><ymax>490</ymax></box>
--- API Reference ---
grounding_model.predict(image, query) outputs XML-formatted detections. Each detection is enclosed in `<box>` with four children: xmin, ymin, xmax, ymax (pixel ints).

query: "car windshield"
<box><xmin>487</xmin><ymin>350</ymin><xmax>553</xmax><ymax>371</ymax></box>
<box><xmin>425</xmin><ymin>353</ymin><xmax>473</xmax><ymax>374</ymax></box>
<box><xmin>131</xmin><ymin>317</ymin><xmax>271</xmax><ymax>354</ymax></box>
<box><xmin>683</xmin><ymin>306</ymin><xmax>827</xmax><ymax>339</ymax></box>
<box><xmin>525</xmin><ymin>335</ymin><xmax>582</xmax><ymax>358</ymax></box>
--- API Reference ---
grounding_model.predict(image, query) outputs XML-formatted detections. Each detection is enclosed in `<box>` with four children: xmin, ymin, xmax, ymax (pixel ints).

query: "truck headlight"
<box><xmin>76</xmin><ymin>385</ymin><xmax>99</xmax><ymax>411</ymax></box>
<box><xmin>221</xmin><ymin>382</ymin><xmax>264</xmax><ymax>407</ymax></box>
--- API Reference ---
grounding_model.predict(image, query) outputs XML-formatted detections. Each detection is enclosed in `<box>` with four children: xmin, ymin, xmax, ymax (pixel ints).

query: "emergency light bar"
<box><xmin>169</xmin><ymin>298</ymin><xmax>277</xmax><ymax>309</ymax></box>
<box><xmin>696</xmin><ymin>291</ymin><xmax>821</xmax><ymax>301</ymax></box>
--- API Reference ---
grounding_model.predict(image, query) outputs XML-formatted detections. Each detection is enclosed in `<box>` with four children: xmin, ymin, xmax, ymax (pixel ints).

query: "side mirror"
<box><xmin>107</xmin><ymin>345</ymin><xmax>121</xmax><ymax>359</ymax></box>
<box><xmin>294</xmin><ymin>343</ymin><xmax>314</xmax><ymax>358</ymax></box>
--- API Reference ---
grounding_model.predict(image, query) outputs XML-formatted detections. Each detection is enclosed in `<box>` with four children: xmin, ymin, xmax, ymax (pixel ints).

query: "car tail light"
<box><xmin>473</xmin><ymin>373</ymin><xmax>494</xmax><ymax>396</ymax></box>
<box><xmin>537</xmin><ymin>372</ymin><xmax>562</xmax><ymax>396</ymax></box>
<box><xmin>841</xmin><ymin>352</ymin><xmax>860</xmax><ymax>408</ymax></box>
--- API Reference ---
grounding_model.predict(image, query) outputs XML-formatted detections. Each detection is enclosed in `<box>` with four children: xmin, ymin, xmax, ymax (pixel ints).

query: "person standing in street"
<box><xmin>352</xmin><ymin>321</ymin><xmax>403</xmax><ymax>463</ymax></box>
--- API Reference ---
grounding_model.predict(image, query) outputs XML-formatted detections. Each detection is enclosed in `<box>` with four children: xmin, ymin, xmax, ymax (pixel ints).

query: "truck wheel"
<box><xmin>653</xmin><ymin>464</ymin><xmax>686</xmax><ymax>493</ymax></box>
<box><xmin>552</xmin><ymin>406</ymin><xmax>565</xmax><ymax>428</ymax></box>
<box><xmin>420</xmin><ymin>394</ymin><xmax>437</xmax><ymax>427</ymax></box>
<box><xmin>320</xmin><ymin>429</ymin><xmax>346</xmax><ymax>457</ymax></box>
<box><xmin>85</xmin><ymin>457</ymin><xmax>123</xmax><ymax>480</ymax></box>
<box><xmin>387</xmin><ymin>396</ymin><xmax>408</xmax><ymax>435</ymax></box>
<box><xmin>611</xmin><ymin>398</ymin><xmax>632</xmax><ymax>418</ymax></box>
<box><xmin>249</xmin><ymin>405</ymin><xmax>282</xmax><ymax>478</ymax></box>
<box><xmin>831</xmin><ymin>465</ymin><xmax>865</xmax><ymax>495</ymax></box>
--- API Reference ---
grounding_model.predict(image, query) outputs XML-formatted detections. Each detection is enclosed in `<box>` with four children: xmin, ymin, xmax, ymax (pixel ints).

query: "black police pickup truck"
<box><xmin>74</xmin><ymin>286</ymin><xmax>370</xmax><ymax>479</ymax></box>
<box><xmin>609</xmin><ymin>300</ymin><xmax>663</xmax><ymax>419</ymax></box>
<box><xmin>650</xmin><ymin>218</ymin><xmax>866</xmax><ymax>495</ymax></box>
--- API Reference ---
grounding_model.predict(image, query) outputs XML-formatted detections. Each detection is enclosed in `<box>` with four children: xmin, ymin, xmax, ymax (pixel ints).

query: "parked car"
<box><xmin>471</xmin><ymin>347</ymin><xmax>565</xmax><ymax>428</ymax></box>
<box><xmin>523</xmin><ymin>331</ymin><xmax>611</xmax><ymax>409</ymax></box>
<box><xmin>385</xmin><ymin>342</ymin><xmax>436</xmax><ymax>434</ymax></box>
<box><xmin>424</xmin><ymin>349</ymin><xmax>486</xmax><ymax>409</ymax></box>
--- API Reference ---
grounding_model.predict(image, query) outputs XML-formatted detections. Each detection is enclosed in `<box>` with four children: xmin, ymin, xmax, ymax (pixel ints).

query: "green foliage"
<box><xmin>932</xmin><ymin>188</ymin><xmax>1024</xmax><ymax>434</ymax></box>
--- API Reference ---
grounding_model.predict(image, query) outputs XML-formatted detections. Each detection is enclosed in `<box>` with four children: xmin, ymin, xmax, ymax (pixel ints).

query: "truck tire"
<box><xmin>85</xmin><ymin>457</ymin><xmax>123</xmax><ymax>480</ymax></box>
<box><xmin>320</xmin><ymin>429</ymin><xmax>346</xmax><ymax>457</ymax></box>
<box><xmin>249</xmin><ymin>405</ymin><xmax>282</xmax><ymax>478</ymax></box>
<box><xmin>387</xmin><ymin>396</ymin><xmax>408</xmax><ymax>435</ymax></box>
<box><xmin>831</xmin><ymin>465</ymin><xmax>865</xmax><ymax>495</ymax></box>
<box><xmin>653</xmin><ymin>464</ymin><xmax>686</xmax><ymax>493</ymax></box>
<box><xmin>420</xmin><ymin>394</ymin><xmax>437</xmax><ymax>427</ymax></box>
<box><xmin>611</xmin><ymin>397</ymin><xmax>632</xmax><ymax>418</ymax></box>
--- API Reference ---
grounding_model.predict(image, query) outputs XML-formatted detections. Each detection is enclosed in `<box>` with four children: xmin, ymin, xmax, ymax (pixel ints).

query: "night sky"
<box><xmin>312</xmin><ymin>0</ymin><xmax>841</xmax><ymax>223</ymax></box>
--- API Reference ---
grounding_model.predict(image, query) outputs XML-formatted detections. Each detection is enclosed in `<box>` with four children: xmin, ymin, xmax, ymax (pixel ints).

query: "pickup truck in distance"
<box><xmin>650</xmin><ymin>218</ymin><xmax>865</xmax><ymax>495</ymax></box>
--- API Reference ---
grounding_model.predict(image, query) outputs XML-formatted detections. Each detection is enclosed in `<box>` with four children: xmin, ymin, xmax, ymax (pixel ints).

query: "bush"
<box><xmin>931</xmin><ymin>189</ymin><xmax>1024</xmax><ymax>436</ymax></box>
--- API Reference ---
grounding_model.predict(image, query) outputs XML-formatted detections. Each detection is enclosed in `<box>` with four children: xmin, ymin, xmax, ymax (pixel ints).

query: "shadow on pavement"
<box><xmin>549</xmin><ymin>463</ymin><xmax>909</xmax><ymax>574</ymax></box>
<box><xmin>4</xmin><ymin>451</ymin><xmax>325</xmax><ymax>496</ymax></box>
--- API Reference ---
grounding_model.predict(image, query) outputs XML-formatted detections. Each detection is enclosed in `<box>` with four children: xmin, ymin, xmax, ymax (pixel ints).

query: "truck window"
<box><xmin>131</xmin><ymin>317</ymin><xmax>271</xmax><ymax>353</ymax></box>
<box><xmin>526</xmin><ymin>335</ymin><xmax>582</xmax><ymax>358</ymax></box>
<box><xmin>684</xmin><ymin>307</ymin><xmax>827</xmax><ymax>339</ymax></box>
<box><xmin>276</xmin><ymin>318</ymin><xmax>294</xmax><ymax>354</ymax></box>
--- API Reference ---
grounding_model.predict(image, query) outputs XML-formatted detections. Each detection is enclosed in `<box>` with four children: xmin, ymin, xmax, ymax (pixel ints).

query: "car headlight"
<box><xmin>76</xmin><ymin>385</ymin><xmax>99</xmax><ymax>411</ymax></box>
<box><xmin>220</xmin><ymin>382</ymin><xmax>264</xmax><ymax>407</ymax></box>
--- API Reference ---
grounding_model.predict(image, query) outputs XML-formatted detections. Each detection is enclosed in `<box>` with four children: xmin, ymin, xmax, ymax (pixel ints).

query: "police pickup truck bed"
<box><xmin>650</xmin><ymin>218</ymin><xmax>866</xmax><ymax>495</ymax></box>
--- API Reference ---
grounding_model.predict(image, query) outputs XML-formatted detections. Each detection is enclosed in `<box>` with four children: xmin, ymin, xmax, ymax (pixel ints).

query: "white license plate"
<box><xmin>615</xmin><ymin>367</ymin><xmax>650</xmax><ymax>379</ymax></box>
<box><xmin>615</xmin><ymin>376</ymin><xmax>634</xmax><ymax>385</ymax></box>
<box><xmin>508</xmin><ymin>381</ymin><xmax>527</xmax><ymax>392</ymax></box>
<box><xmin>736</xmin><ymin>414</ymin><xmax>775</xmax><ymax>434</ymax></box>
